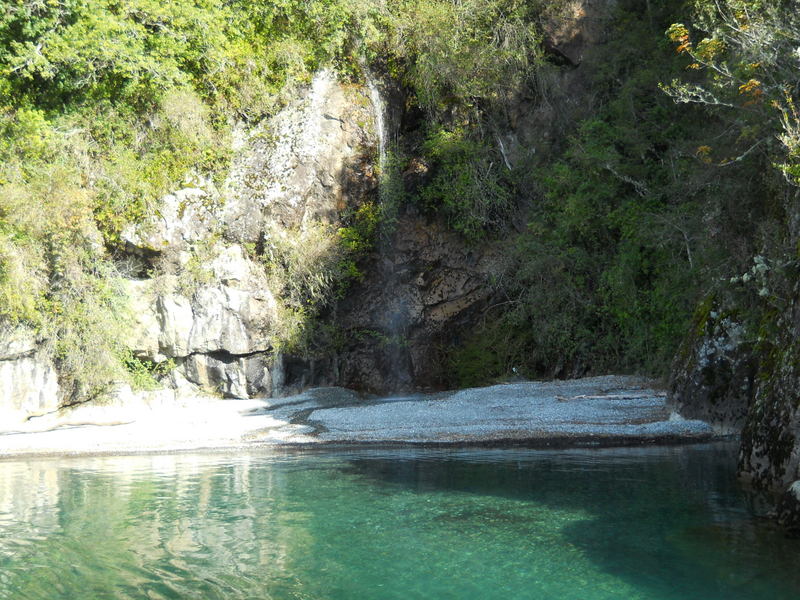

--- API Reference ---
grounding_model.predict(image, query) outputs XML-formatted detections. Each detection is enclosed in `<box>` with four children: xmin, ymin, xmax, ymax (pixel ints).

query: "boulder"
<box><xmin>777</xmin><ymin>481</ymin><xmax>800</xmax><ymax>535</ymax></box>
<box><xmin>673</xmin><ymin>291</ymin><xmax>800</xmax><ymax>533</ymax></box>
<box><xmin>181</xmin><ymin>352</ymin><xmax>274</xmax><ymax>398</ymax></box>
<box><xmin>668</xmin><ymin>306</ymin><xmax>755</xmax><ymax>434</ymax></box>
<box><xmin>157</xmin><ymin>283</ymin><xmax>275</xmax><ymax>357</ymax></box>
<box><xmin>123</xmin><ymin>264</ymin><xmax>279</xmax><ymax>398</ymax></box>
<box><xmin>0</xmin><ymin>327</ymin><xmax>60</xmax><ymax>427</ymax></box>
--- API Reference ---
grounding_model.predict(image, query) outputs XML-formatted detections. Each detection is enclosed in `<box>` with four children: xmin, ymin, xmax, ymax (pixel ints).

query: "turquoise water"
<box><xmin>0</xmin><ymin>443</ymin><xmax>798</xmax><ymax>599</ymax></box>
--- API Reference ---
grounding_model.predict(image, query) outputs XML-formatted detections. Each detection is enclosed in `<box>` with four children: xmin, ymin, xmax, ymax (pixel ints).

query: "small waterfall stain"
<box><xmin>365</xmin><ymin>71</ymin><xmax>387</xmax><ymax>173</ymax></box>
<box><xmin>364</xmin><ymin>68</ymin><xmax>412</xmax><ymax>390</ymax></box>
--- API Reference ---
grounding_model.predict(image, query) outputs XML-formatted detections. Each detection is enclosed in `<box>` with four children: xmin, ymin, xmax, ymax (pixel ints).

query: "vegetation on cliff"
<box><xmin>446</xmin><ymin>0</ymin><xmax>799</xmax><ymax>385</ymax></box>
<box><xmin>1</xmin><ymin>0</ymin><xmax>798</xmax><ymax>397</ymax></box>
<box><xmin>0</xmin><ymin>0</ymin><xmax>372</xmax><ymax>397</ymax></box>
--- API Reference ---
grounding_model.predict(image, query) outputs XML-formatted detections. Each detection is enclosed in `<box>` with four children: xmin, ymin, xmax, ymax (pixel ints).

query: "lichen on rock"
<box><xmin>671</xmin><ymin>284</ymin><xmax>800</xmax><ymax>531</ymax></box>
<box><xmin>668</xmin><ymin>300</ymin><xmax>756</xmax><ymax>434</ymax></box>
<box><xmin>777</xmin><ymin>480</ymin><xmax>800</xmax><ymax>535</ymax></box>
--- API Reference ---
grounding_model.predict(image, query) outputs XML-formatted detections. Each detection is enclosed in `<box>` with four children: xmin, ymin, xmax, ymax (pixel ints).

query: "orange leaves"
<box><xmin>739</xmin><ymin>79</ymin><xmax>762</xmax><ymax>95</ymax></box>
<box><xmin>666</xmin><ymin>24</ymin><xmax>691</xmax><ymax>54</ymax></box>
<box><xmin>695</xmin><ymin>145</ymin><xmax>713</xmax><ymax>164</ymax></box>
<box><xmin>738</xmin><ymin>78</ymin><xmax>763</xmax><ymax>106</ymax></box>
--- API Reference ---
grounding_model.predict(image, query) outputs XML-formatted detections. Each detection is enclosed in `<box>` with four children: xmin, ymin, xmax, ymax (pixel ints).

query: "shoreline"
<box><xmin>0</xmin><ymin>376</ymin><xmax>717</xmax><ymax>460</ymax></box>
<box><xmin>0</xmin><ymin>433</ymin><xmax>726</xmax><ymax>462</ymax></box>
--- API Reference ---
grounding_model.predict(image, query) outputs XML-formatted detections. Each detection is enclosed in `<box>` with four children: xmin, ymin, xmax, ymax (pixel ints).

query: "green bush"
<box><xmin>0</xmin><ymin>0</ymin><xmax>385</xmax><ymax>401</ymax></box>
<box><xmin>3</xmin><ymin>0</ymin><xmax>793</xmax><ymax>398</ymax></box>
<box><xmin>119</xmin><ymin>350</ymin><xmax>176</xmax><ymax>391</ymax></box>
<box><xmin>445</xmin><ymin>0</ymin><xmax>769</xmax><ymax>385</ymax></box>
<box><xmin>387</xmin><ymin>0</ymin><xmax>546</xmax><ymax>117</ymax></box>
<box><xmin>419</xmin><ymin>127</ymin><xmax>514</xmax><ymax>240</ymax></box>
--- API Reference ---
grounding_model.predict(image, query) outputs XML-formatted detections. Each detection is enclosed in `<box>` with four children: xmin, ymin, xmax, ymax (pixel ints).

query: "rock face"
<box><xmin>117</xmin><ymin>64</ymin><xmax>504</xmax><ymax>397</ymax></box>
<box><xmin>223</xmin><ymin>69</ymin><xmax>373</xmax><ymax>240</ymax></box>
<box><xmin>122</xmin><ymin>256</ymin><xmax>279</xmax><ymax>398</ymax></box>
<box><xmin>332</xmin><ymin>214</ymin><xmax>501</xmax><ymax>392</ymax></box>
<box><xmin>736</xmin><ymin>302</ymin><xmax>800</xmax><ymax>507</ymax></box>
<box><xmin>0</xmin><ymin>327</ymin><xmax>60</xmax><ymax>424</ymax></box>
<box><xmin>122</xmin><ymin>186</ymin><xmax>221</xmax><ymax>254</ymax></box>
<box><xmin>314</xmin><ymin>2</ymin><xmax>618</xmax><ymax>393</ymax></box>
<box><xmin>669</xmin><ymin>296</ymin><xmax>800</xmax><ymax>530</ymax></box>
<box><xmin>668</xmin><ymin>306</ymin><xmax>756</xmax><ymax>434</ymax></box>
<box><xmin>777</xmin><ymin>481</ymin><xmax>800</xmax><ymax>534</ymax></box>
<box><xmin>0</xmin><ymin>68</ymin><xmax>383</xmax><ymax>407</ymax></box>
<box><xmin>119</xmin><ymin>69</ymin><xmax>376</xmax><ymax>399</ymax></box>
<box><xmin>670</xmin><ymin>250</ymin><xmax>800</xmax><ymax>532</ymax></box>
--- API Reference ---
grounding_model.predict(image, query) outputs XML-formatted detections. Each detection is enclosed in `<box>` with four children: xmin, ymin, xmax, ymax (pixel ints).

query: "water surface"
<box><xmin>0</xmin><ymin>443</ymin><xmax>798</xmax><ymax>599</ymax></box>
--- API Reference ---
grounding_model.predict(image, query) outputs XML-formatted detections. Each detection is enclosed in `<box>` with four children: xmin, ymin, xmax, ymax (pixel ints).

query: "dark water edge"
<box><xmin>0</xmin><ymin>442</ymin><xmax>798</xmax><ymax>600</ymax></box>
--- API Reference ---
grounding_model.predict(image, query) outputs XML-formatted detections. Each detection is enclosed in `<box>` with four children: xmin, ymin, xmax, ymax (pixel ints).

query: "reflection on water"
<box><xmin>0</xmin><ymin>444</ymin><xmax>798</xmax><ymax>600</ymax></box>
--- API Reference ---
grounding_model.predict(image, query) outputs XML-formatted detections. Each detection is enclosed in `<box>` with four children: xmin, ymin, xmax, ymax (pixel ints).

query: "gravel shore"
<box><xmin>0</xmin><ymin>376</ymin><xmax>714</xmax><ymax>458</ymax></box>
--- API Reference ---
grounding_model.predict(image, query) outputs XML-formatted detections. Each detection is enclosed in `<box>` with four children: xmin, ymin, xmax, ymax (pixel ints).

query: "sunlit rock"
<box><xmin>0</xmin><ymin>327</ymin><xmax>60</xmax><ymax>426</ymax></box>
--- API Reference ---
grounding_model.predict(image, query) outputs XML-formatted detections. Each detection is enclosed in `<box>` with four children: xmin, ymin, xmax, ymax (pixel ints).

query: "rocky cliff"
<box><xmin>119</xmin><ymin>69</ymin><xmax>377</xmax><ymax>400</ymax></box>
<box><xmin>0</xmin><ymin>0</ymin><xmax>617</xmax><ymax>422</ymax></box>
<box><xmin>736</xmin><ymin>289</ymin><xmax>800</xmax><ymax>533</ymax></box>
<box><xmin>671</xmin><ymin>301</ymin><xmax>800</xmax><ymax>534</ymax></box>
<box><xmin>0</xmin><ymin>327</ymin><xmax>59</xmax><ymax>424</ymax></box>
<box><xmin>670</xmin><ymin>201</ymin><xmax>800</xmax><ymax>533</ymax></box>
<box><xmin>330</xmin><ymin>213</ymin><xmax>502</xmax><ymax>392</ymax></box>
<box><xmin>0</xmin><ymin>66</ymin><xmax>510</xmax><ymax>419</ymax></box>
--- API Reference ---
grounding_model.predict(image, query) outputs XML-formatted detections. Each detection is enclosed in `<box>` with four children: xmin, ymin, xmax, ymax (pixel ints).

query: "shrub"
<box><xmin>419</xmin><ymin>127</ymin><xmax>514</xmax><ymax>240</ymax></box>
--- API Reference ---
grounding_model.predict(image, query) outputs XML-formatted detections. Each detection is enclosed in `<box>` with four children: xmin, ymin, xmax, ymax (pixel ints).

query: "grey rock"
<box><xmin>122</xmin><ymin>278</ymin><xmax>163</xmax><ymax>361</ymax></box>
<box><xmin>777</xmin><ymin>480</ymin><xmax>800</xmax><ymax>534</ymax></box>
<box><xmin>223</xmin><ymin>69</ymin><xmax>375</xmax><ymax>241</ymax></box>
<box><xmin>121</xmin><ymin>185</ymin><xmax>221</xmax><ymax>254</ymax></box>
<box><xmin>210</xmin><ymin>244</ymin><xmax>254</xmax><ymax>286</ymax></box>
<box><xmin>181</xmin><ymin>352</ymin><xmax>274</xmax><ymax>398</ymax></box>
<box><xmin>673</xmin><ymin>283</ymin><xmax>800</xmax><ymax>534</ymax></box>
<box><xmin>668</xmin><ymin>308</ymin><xmax>755</xmax><ymax>434</ymax></box>
<box><xmin>122</xmin><ymin>245</ymin><xmax>276</xmax><ymax>344</ymax></box>
<box><xmin>332</xmin><ymin>215</ymin><xmax>502</xmax><ymax>392</ymax></box>
<box><xmin>738</xmin><ymin>341</ymin><xmax>800</xmax><ymax>494</ymax></box>
<box><xmin>0</xmin><ymin>327</ymin><xmax>60</xmax><ymax>423</ymax></box>
<box><xmin>123</xmin><ymin>264</ymin><xmax>279</xmax><ymax>398</ymax></box>
<box><xmin>157</xmin><ymin>284</ymin><xmax>273</xmax><ymax>357</ymax></box>
<box><xmin>0</xmin><ymin>326</ymin><xmax>37</xmax><ymax>358</ymax></box>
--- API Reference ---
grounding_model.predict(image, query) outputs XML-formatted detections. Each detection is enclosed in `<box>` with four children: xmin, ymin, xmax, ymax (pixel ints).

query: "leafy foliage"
<box><xmin>386</xmin><ymin>0</ymin><xmax>545</xmax><ymax>117</ymax></box>
<box><xmin>419</xmin><ymin>127</ymin><xmax>514</xmax><ymax>240</ymax></box>
<box><xmin>3</xmin><ymin>0</ymin><xmax>797</xmax><ymax>398</ymax></box>
<box><xmin>0</xmin><ymin>0</ymin><xmax>380</xmax><ymax>397</ymax></box>
<box><xmin>662</xmin><ymin>0</ymin><xmax>800</xmax><ymax>183</ymax></box>
<box><xmin>447</xmin><ymin>0</ymin><xmax>785</xmax><ymax>384</ymax></box>
<box><xmin>262</xmin><ymin>199</ymin><xmax>381</xmax><ymax>353</ymax></box>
